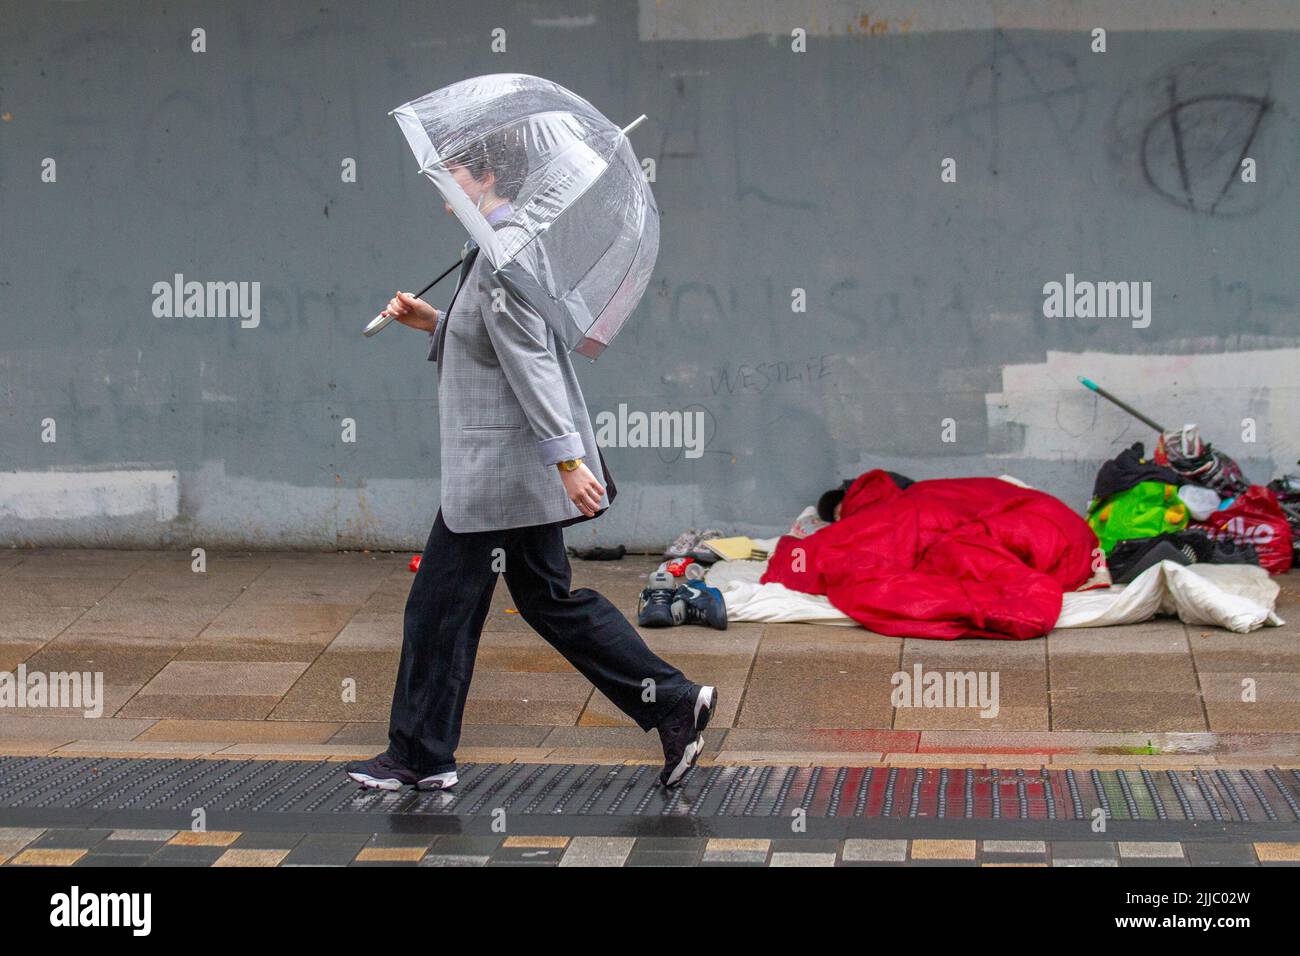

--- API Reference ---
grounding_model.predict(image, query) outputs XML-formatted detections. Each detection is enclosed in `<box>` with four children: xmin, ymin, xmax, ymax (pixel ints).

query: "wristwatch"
<box><xmin>557</xmin><ymin>458</ymin><xmax>584</xmax><ymax>472</ymax></box>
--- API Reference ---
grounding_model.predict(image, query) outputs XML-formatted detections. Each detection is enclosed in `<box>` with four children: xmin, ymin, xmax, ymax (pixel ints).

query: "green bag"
<box><xmin>1087</xmin><ymin>481</ymin><xmax>1189</xmax><ymax>554</ymax></box>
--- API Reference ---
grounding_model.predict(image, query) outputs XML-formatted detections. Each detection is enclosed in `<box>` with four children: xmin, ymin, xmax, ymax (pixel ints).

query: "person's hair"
<box><xmin>457</xmin><ymin>127</ymin><xmax>529</xmax><ymax>202</ymax></box>
<box><xmin>817</xmin><ymin>487</ymin><xmax>847</xmax><ymax>523</ymax></box>
<box><xmin>817</xmin><ymin>472</ymin><xmax>914</xmax><ymax>522</ymax></box>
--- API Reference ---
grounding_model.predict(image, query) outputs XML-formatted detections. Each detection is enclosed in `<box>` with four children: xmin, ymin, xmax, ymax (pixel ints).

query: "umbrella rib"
<box><xmin>493</xmin><ymin>200</ymin><xmax>626</xmax><ymax>309</ymax></box>
<box><xmin>498</xmin><ymin>143</ymin><xmax>651</xmax><ymax>352</ymax></box>
<box><xmin>582</xmin><ymin>227</ymin><xmax>648</xmax><ymax>350</ymax></box>
<box><xmin>495</xmin><ymin>114</ymin><xmax>641</xmax><ymax>260</ymax></box>
<box><xmin>496</xmin><ymin>137</ymin><xmax>645</xmax><ymax>276</ymax></box>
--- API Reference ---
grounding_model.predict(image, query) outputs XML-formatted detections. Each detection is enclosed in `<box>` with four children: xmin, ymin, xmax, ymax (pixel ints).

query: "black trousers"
<box><xmin>387</xmin><ymin>508</ymin><xmax>694</xmax><ymax>774</ymax></box>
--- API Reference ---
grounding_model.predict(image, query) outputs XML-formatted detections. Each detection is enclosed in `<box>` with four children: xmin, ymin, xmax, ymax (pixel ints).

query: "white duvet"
<box><xmin>705</xmin><ymin>547</ymin><xmax>1285</xmax><ymax>635</ymax></box>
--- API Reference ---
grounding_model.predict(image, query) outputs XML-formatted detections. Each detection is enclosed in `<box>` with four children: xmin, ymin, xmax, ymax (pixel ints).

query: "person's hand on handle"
<box><xmin>559</xmin><ymin>462</ymin><xmax>604</xmax><ymax>517</ymax></box>
<box><xmin>383</xmin><ymin>291</ymin><xmax>440</xmax><ymax>332</ymax></box>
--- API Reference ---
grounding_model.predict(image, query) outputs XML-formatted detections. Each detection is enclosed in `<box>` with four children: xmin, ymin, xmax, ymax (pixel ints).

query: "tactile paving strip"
<box><xmin>2</xmin><ymin>757</ymin><xmax>1298</xmax><ymax>837</ymax></box>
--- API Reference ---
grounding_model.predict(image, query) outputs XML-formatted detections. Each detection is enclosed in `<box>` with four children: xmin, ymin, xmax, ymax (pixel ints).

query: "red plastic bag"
<box><xmin>1190</xmin><ymin>485</ymin><xmax>1294</xmax><ymax>574</ymax></box>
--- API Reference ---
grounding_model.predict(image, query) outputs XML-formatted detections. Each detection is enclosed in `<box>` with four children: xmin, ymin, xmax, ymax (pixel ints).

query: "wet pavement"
<box><xmin>2</xmin><ymin>548</ymin><xmax>1298</xmax><ymax>867</ymax></box>
<box><xmin>1</xmin><ymin>756</ymin><xmax>1299</xmax><ymax>867</ymax></box>
<box><xmin>1</xmin><ymin>548</ymin><xmax>1298</xmax><ymax>768</ymax></box>
<box><xmin>5</xmin><ymin>828</ymin><xmax>1297</xmax><ymax>867</ymax></box>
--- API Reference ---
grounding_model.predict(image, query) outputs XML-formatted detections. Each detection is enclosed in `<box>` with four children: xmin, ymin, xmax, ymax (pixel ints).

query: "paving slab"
<box><xmin>558</xmin><ymin>836</ymin><xmax>636</xmax><ymax>867</ymax></box>
<box><xmin>139</xmin><ymin>719</ymin><xmax>344</xmax><ymax>743</ymax></box>
<box><xmin>268</xmin><ymin>650</ymin><xmax>399</xmax><ymax>722</ymax></box>
<box><xmin>0</xmin><ymin>606</ymin><xmax>84</xmax><ymax>642</ymax></box>
<box><xmin>842</xmin><ymin>839</ymin><xmax>908</xmax><ymax>863</ymax></box>
<box><xmin>0</xmin><ymin>551</ymin><xmax>1294</xmax><ymax>762</ymax></box>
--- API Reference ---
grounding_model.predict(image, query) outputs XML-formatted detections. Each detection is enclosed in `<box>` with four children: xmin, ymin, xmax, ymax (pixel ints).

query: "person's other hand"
<box><xmin>559</xmin><ymin>462</ymin><xmax>604</xmax><ymax>517</ymax></box>
<box><xmin>384</xmin><ymin>291</ymin><xmax>439</xmax><ymax>332</ymax></box>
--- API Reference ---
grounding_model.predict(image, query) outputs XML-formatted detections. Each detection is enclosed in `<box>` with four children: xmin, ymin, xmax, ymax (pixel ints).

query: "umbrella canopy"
<box><xmin>390</xmin><ymin>74</ymin><xmax>658</xmax><ymax>359</ymax></box>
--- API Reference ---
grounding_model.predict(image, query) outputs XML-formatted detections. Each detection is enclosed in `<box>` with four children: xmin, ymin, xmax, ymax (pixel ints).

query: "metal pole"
<box><xmin>1078</xmin><ymin>377</ymin><xmax>1167</xmax><ymax>433</ymax></box>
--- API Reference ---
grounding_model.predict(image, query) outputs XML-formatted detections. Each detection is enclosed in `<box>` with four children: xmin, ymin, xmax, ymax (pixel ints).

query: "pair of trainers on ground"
<box><xmin>346</xmin><ymin>684</ymin><xmax>718</xmax><ymax>792</ymax></box>
<box><xmin>637</xmin><ymin>570</ymin><xmax>728</xmax><ymax>630</ymax></box>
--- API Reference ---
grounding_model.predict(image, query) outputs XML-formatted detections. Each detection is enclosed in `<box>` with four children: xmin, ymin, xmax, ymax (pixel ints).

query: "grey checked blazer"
<box><xmin>428</xmin><ymin>233</ymin><xmax>615</xmax><ymax>533</ymax></box>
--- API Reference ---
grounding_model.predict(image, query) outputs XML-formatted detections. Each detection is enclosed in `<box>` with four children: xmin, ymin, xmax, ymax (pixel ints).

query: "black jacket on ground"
<box><xmin>1092</xmin><ymin>442</ymin><xmax>1181</xmax><ymax>501</ymax></box>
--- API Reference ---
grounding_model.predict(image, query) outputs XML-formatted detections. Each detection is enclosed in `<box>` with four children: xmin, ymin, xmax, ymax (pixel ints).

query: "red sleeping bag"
<box><xmin>760</xmin><ymin>471</ymin><xmax>1099</xmax><ymax>640</ymax></box>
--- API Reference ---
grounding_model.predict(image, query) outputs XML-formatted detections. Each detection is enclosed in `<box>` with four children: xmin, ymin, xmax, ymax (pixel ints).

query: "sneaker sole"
<box><xmin>347</xmin><ymin>772</ymin><xmax>403</xmax><ymax>791</ymax></box>
<box><xmin>347</xmin><ymin>770</ymin><xmax>458</xmax><ymax>791</ymax></box>
<box><xmin>416</xmin><ymin>772</ymin><xmax>458</xmax><ymax>791</ymax></box>
<box><xmin>694</xmin><ymin>685</ymin><xmax>716</xmax><ymax>733</ymax></box>
<box><xmin>663</xmin><ymin>735</ymin><xmax>705</xmax><ymax>789</ymax></box>
<box><xmin>662</xmin><ymin>686</ymin><xmax>718</xmax><ymax>789</ymax></box>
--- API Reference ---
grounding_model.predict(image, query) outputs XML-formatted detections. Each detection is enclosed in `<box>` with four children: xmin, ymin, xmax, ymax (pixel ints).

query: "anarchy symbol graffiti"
<box><xmin>1142</xmin><ymin>89</ymin><xmax>1275</xmax><ymax>215</ymax></box>
<box><xmin>1110</xmin><ymin>40</ymin><xmax>1298</xmax><ymax>217</ymax></box>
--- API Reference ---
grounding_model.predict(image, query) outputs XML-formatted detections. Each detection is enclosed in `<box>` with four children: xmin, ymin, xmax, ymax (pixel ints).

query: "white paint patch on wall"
<box><xmin>638</xmin><ymin>0</ymin><xmax>1300</xmax><ymax>40</ymax></box>
<box><xmin>532</xmin><ymin>15</ymin><xmax>597</xmax><ymax>29</ymax></box>
<box><xmin>986</xmin><ymin>347</ymin><xmax>1300</xmax><ymax>467</ymax></box>
<box><xmin>0</xmin><ymin>469</ymin><xmax>180</xmax><ymax>521</ymax></box>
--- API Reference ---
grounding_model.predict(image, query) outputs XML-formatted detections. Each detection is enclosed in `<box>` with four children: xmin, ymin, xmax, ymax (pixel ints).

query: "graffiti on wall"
<box><xmin>1108</xmin><ymin>40</ymin><xmax>1299</xmax><ymax>216</ymax></box>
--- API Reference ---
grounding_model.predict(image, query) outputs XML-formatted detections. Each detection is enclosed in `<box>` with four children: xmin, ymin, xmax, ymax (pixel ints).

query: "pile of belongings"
<box><xmin>1156</xmin><ymin>424</ymin><xmax>1248</xmax><ymax>496</ymax></box>
<box><xmin>663</xmin><ymin>527</ymin><xmax>727</xmax><ymax>563</ymax></box>
<box><xmin>1158</xmin><ymin>426</ymin><xmax>1292</xmax><ymax>573</ymax></box>
<box><xmin>1267</xmin><ymin>466</ymin><xmax>1300</xmax><ymax>566</ymax></box>
<box><xmin>1087</xmin><ymin>433</ymin><xmax>1293</xmax><ymax>580</ymax></box>
<box><xmin>760</xmin><ymin>470</ymin><xmax>1098</xmax><ymax>640</ymax></box>
<box><xmin>665</xmin><ymin>527</ymin><xmax>773</xmax><ymax>563</ymax></box>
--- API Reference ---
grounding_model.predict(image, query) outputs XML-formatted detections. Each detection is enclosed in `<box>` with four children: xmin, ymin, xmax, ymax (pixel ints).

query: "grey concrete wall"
<box><xmin>2</xmin><ymin>0</ymin><xmax>1298</xmax><ymax>550</ymax></box>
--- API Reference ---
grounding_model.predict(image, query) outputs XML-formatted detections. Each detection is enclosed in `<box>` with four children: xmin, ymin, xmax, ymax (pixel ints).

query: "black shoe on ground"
<box><xmin>638</xmin><ymin>570</ymin><xmax>686</xmax><ymax>628</ymax></box>
<box><xmin>675</xmin><ymin>581</ymin><xmax>728</xmax><ymax>630</ymax></box>
<box><xmin>657</xmin><ymin>685</ymin><xmax>717</xmax><ymax>788</ymax></box>
<box><xmin>344</xmin><ymin>753</ymin><xmax>458</xmax><ymax>791</ymax></box>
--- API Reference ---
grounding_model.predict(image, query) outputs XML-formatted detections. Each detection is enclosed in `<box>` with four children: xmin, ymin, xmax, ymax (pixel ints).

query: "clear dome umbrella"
<box><xmin>375</xmin><ymin>73</ymin><xmax>659</xmax><ymax>360</ymax></box>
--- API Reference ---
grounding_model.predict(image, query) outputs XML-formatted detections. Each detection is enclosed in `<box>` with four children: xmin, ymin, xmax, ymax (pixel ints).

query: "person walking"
<box><xmin>346</xmin><ymin>131</ymin><xmax>716</xmax><ymax>792</ymax></box>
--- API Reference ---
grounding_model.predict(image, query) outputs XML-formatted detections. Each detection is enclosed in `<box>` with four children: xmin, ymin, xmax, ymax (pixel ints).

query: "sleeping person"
<box><xmin>817</xmin><ymin>471</ymin><xmax>914</xmax><ymax>523</ymax></box>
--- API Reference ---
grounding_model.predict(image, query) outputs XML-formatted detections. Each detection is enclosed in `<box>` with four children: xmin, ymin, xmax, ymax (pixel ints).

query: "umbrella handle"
<box><xmin>361</xmin><ymin>254</ymin><xmax>465</xmax><ymax>338</ymax></box>
<box><xmin>363</xmin><ymin>312</ymin><xmax>396</xmax><ymax>337</ymax></box>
